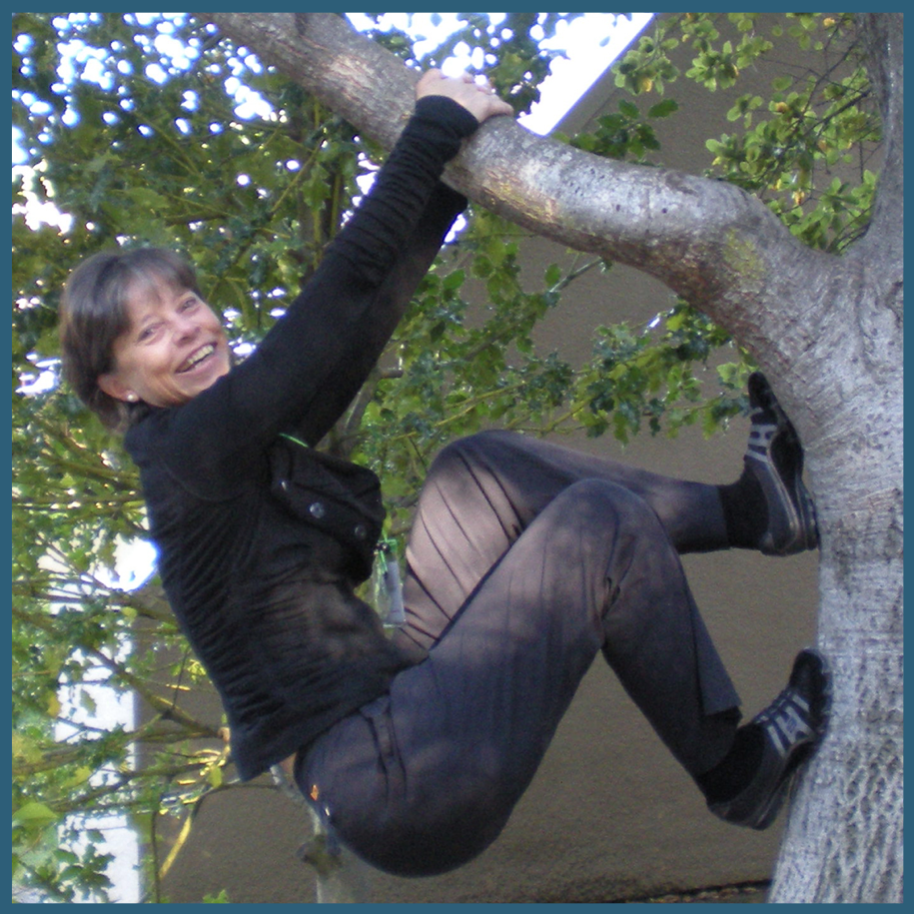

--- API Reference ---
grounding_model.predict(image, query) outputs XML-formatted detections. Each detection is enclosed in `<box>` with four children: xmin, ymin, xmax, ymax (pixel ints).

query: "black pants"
<box><xmin>296</xmin><ymin>431</ymin><xmax>741</xmax><ymax>876</ymax></box>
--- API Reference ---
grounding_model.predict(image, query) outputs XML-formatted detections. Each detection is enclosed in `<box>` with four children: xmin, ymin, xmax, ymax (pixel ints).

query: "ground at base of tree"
<box><xmin>631</xmin><ymin>881</ymin><xmax>768</xmax><ymax>903</ymax></box>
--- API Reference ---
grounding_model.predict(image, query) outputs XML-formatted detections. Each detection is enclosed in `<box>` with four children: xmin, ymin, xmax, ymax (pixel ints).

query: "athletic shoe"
<box><xmin>746</xmin><ymin>372</ymin><xmax>819</xmax><ymax>555</ymax></box>
<box><xmin>709</xmin><ymin>648</ymin><xmax>830</xmax><ymax>829</ymax></box>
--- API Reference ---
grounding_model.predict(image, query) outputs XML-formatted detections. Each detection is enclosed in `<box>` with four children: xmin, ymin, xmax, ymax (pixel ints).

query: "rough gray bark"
<box><xmin>766</xmin><ymin>13</ymin><xmax>904</xmax><ymax>903</ymax></box>
<box><xmin>198</xmin><ymin>12</ymin><xmax>903</xmax><ymax>903</ymax></box>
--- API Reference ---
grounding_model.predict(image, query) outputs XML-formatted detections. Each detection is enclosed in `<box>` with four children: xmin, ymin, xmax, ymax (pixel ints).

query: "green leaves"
<box><xmin>575</xmin><ymin>304</ymin><xmax>746</xmax><ymax>444</ymax></box>
<box><xmin>13</xmin><ymin>801</ymin><xmax>60</xmax><ymax>828</ymax></box>
<box><xmin>563</xmin><ymin>96</ymin><xmax>674</xmax><ymax>161</ymax></box>
<box><xmin>610</xmin><ymin>13</ymin><xmax>879</xmax><ymax>252</ymax></box>
<box><xmin>11</xmin><ymin>15</ymin><xmax>336</xmax><ymax>899</ymax></box>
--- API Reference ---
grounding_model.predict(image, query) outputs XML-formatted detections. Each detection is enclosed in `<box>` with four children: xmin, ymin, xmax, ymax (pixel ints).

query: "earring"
<box><xmin>127</xmin><ymin>393</ymin><xmax>138</xmax><ymax>402</ymax></box>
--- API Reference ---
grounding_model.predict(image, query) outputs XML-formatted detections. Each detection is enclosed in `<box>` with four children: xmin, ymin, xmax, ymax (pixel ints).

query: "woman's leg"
<box><xmin>300</xmin><ymin>478</ymin><xmax>740</xmax><ymax>876</ymax></box>
<box><xmin>396</xmin><ymin>430</ymin><xmax>729</xmax><ymax>653</ymax></box>
<box><xmin>398</xmin><ymin>370</ymin><xmax>819</xmax><ymax>653</ymax></box>
<box><xmin>297</xmin><ymin>401</ymin><xmax>824</xmax><ymax>874</ymax></box>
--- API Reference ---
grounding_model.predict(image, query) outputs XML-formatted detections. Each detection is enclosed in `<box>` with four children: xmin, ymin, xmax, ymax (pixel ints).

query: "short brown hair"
<box><xmin>59</xmin><ymin>247</ymin><xmax>201</xmax><ymax>432</ymax></box>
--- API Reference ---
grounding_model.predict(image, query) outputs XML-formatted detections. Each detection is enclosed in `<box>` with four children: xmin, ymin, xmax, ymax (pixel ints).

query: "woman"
<box><xmin>59</xmin><ymin>71</ymin><xmax>828</xmax><ymax>877</ymax></box>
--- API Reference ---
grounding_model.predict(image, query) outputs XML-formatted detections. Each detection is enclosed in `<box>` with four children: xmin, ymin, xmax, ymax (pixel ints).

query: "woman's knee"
<box><xmin>557</xmin><ymin>478</ymin><xmax>659</xmax><ymax>530</ymax></box>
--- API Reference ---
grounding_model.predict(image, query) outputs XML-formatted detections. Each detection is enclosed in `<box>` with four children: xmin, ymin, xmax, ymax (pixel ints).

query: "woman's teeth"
<box><xmin>180</xmin><ymin>344</ymin><xmax>215</xmax><ymax>372</ymax></box>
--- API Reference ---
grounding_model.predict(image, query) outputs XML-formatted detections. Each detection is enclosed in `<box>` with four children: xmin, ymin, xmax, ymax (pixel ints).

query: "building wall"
<box><xmin>161</xmin><ymin>14</ymin><xmax>828</xmax><ymax>903</ymax></box>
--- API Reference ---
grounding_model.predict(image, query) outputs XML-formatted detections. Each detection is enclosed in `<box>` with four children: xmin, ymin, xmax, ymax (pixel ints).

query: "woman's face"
<box><xmin>98</xmin><ymin>278</ymin><xmax>231</xmax><ymax>409</ymax></box>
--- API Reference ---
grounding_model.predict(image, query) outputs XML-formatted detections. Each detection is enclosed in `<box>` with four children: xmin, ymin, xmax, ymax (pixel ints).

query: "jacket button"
<box><xmin>309</xmin><ymin>501</ymin><xmax>326</xmax><ymax>519</ymax></box>
<box><xmin>353</xmin><ymin>524</ymin><xmax>367</xmax><ymax>540</ymax></box>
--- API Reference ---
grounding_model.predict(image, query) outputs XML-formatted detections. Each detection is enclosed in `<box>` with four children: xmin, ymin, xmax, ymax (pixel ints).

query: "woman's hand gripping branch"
<box><xmin>415</xmin><ymin>68</ymin><xmax>514</xmax><ymax>124</ymax></box>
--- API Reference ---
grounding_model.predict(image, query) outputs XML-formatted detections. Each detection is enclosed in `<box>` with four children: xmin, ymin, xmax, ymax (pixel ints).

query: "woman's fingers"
<box><xmin>415</xmin><ymin>70</ymin><xmax>513</xmax><ymax>123</ymax></box>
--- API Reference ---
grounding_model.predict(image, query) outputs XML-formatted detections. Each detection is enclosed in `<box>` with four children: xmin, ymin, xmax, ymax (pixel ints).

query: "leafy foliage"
<box><xmin>615</xmin><ymin>13</ymin><xmax>880</xmax><ymax>252</ymax></box>
<box><xmin>11</xmin><ymin>11</ymin><xmax>881</xmax><ymax>901</ymax></box>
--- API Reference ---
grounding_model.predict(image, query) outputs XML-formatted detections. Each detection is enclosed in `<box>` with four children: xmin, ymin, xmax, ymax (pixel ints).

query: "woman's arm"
<box><xmin>147</xmin><ymin>75</ymin><xmax>512</xmax><ymax>493</ymax></box>
<box><xmin>286</xmin><ymin>180</ymin><xmax>468</xmax><ymax>446</ymax></box>
<box><xmin>275</xmin><ymin>77</ymin><xmax>513</xmax><ymax>444</ymax></box>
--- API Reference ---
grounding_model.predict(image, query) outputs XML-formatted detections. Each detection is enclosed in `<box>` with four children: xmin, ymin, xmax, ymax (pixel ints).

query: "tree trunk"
<box><xmin>768</xmin><ymin>13</ymin><xmax>904</xmax><ymax>903</ymax></box>
<box><xmin>199</xmin><ymin>12</ymin><xmax>904</xmax><ymax>903</ymax></box>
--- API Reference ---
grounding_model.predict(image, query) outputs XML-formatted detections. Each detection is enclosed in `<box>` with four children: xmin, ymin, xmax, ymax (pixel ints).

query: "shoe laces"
<box><xmin>755</xmin><ymin>687</ymin><xmax>816</xmax><ymax>759</ymax></box>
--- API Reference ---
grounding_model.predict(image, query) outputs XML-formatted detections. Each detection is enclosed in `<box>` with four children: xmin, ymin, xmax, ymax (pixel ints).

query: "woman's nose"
<box><xmin>173</xmin><ymin>313</ymin><xmax>199</xmax><ymax>341</ymax></box>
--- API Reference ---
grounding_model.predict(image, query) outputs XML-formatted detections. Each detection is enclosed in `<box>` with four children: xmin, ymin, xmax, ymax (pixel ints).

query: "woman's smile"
<box><xmin>177</xmin><ymin>342</ymin><xmax>219</xmax><ymax>374</ymax></box>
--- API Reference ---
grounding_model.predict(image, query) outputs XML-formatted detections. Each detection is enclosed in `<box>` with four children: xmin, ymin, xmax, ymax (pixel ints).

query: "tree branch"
<box><xmin>196</xmin><ymin>11</ymin><xmax>837</xmax><ymax>373</ymax></box>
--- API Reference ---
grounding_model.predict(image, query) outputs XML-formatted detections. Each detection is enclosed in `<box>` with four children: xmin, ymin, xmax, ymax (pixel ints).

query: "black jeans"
<box><xmin>296</xmin><ymin>431</ymin><xmax>741</xmax><ymax>876</ymax></box>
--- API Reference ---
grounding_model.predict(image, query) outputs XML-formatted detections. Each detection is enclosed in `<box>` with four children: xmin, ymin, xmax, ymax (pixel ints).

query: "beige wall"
<box><xmin>160</xmin><ymin>15</ymin><xmax>827</xmax><ymax>902</ymax></box>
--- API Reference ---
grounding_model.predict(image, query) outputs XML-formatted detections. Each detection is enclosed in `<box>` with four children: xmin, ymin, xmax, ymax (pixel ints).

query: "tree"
<box><xmin>199</xmin><ymin>12</ymin><xmax>903</xmax><ymax>903</ymax></box>
<box><xmin>12</xmin><ymin>12</ymin><xmax>901</xmax><ymax>903</ymax></box>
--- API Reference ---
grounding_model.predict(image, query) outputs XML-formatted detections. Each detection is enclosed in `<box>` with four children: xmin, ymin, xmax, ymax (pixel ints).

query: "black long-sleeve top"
<box><xmin>124</xmin><ymin>97</ymin><xmax>478</xmax><ymax>780</ymax></box>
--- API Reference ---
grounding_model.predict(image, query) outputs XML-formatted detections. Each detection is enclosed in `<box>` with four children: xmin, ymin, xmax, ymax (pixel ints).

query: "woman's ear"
<box><xmin>98</xmin><ymin>372</ymin><xmax>138</xmax><ymax>403</ymax></box>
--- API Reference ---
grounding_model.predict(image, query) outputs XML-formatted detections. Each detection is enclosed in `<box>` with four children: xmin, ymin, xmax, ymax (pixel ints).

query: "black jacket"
<box><xmin>124</xmin><ymin>97</ymin><xmax>477</xmax><ymax>779</ymax></box>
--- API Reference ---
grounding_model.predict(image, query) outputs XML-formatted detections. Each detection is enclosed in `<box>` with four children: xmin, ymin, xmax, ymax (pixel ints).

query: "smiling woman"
<box><xmin>55</xmin><ymin>69</ymin><xmax>827</xmax><ymax>882</ymax></box>
<box><xmin>60</xmin><ymin>247</ymin><xmax>232</xmax><ymax>429</ymax></box>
